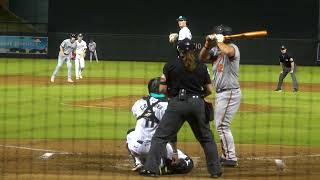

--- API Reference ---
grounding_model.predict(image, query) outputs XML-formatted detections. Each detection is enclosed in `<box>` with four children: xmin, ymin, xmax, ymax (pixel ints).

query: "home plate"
<box><xmin>39</xmin><ymin>152</ymin><xmax>55</xmax><ymax>160</ymax></box>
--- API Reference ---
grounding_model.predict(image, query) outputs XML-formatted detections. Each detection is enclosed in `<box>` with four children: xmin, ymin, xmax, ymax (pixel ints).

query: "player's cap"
<box><xmin>280</xmin><ymin>45</ymin><xmax>286</xmax><ymax>50</ymax></box>
<box><xmin>78</xmin><ymin>33</ymin><xmax>83</xmax><ymax>37</ymax></box>
<box><xmin>70</xmin><ymin>33</ymin><xmax>77</xmax><ymax>38</ymax></box>
<box><xmin>177</xmin><ymin>16</ymin><xmax>187</xmax><ymax>21</ymax></box>
<box><xmin>177</xmin><ymin>38</ymin><xmax>194</xmax><ymax>52</ymax></box>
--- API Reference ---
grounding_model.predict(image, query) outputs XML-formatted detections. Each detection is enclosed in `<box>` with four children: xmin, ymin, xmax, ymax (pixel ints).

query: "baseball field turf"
<box><xmin>0</xmin><ymin>58</ymin><xmax>320</xmax><ymax>179</ymax></box>
<box><xmin>0</xmin><ymin>58</ymin><xmax>319</xmax><ymax>146</ymax></box>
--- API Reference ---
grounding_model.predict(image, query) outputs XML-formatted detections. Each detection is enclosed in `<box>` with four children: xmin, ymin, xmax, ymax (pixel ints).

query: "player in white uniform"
<box><xmin>126</xmin><ymin>77</ymin><xmax>193</xmax><ymax>174</ymax></box>
<box><xmin>51</xmin><ymin>34</ymin><xmax>77</xmax><ymax>83</ymax></box>
<box><xmin>88</xmin><ymin>39</ymin><xmax>98</xmax><ymax>62</ymax></box>
<box><xmin>75</xmin><ymin>33</ymin><xmax>87</xmax><ymax>80</ymax></box>
<box><xmin>177</xmin><ymin>16</ymin><xmax>192</xmax><ymax>41</ymax></box>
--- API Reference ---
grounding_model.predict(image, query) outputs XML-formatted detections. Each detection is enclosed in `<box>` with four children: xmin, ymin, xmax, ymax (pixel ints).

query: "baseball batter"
<box><xmin>75</xmin><ymin>34</ymin><xmax>87</xmax><ymax>80</ymax></box>
<box><xmin>51</xmin><ymin>34</ymin><xmax>77</xmax><ymax>83</ymax></box>
<box><xmin>127</xmin><ymin>77</ymin><xmax>193</xmax><ymax>174</ymax></box>
<box><xmin>88</xmin><ymin>39</ymin><xmax>98</xmax><ymax>62</ymax></box>
<box><xmin>199</xmin><ymin>25</ymin><xmax>241</xmax><ymax>167</ymax></box>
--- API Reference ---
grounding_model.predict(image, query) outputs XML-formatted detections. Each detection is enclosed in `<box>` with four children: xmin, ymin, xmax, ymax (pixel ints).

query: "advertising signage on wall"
<box><xmin>0</xmin><ymin>36</ymin><xmax>48</xmax><ymax>54</ymax></box>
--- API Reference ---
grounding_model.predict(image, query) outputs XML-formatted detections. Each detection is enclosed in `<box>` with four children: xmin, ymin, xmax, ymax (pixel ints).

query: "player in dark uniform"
<box><xmin>140</xmin><ymin>38</ymin><xmax>222</xmax><ymax>178</ymax></box>
<box><xmin>275</xmin><ymin>45</ymin><xmax>298</xmax><ymax>92</ymax></box>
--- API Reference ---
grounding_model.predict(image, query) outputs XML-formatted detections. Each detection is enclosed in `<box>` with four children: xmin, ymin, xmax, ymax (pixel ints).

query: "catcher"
<box><xmin>126</xmin><ymin>77</ymin><xmax>194</xmax><ymax>175</ymax></box>
<box><xmin>75</xmin><ymin>33</ymin><xmax>87</xmax><ymax>80</ymax></box>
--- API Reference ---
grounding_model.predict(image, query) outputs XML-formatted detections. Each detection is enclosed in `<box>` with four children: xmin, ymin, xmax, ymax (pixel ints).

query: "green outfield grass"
<box><xmin>0</xmin><ymin>58</ymin><xmax>319</xmax><ymax>146</ymax></box>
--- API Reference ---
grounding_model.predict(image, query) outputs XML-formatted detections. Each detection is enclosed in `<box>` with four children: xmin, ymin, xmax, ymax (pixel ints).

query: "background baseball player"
<box><xmin>275</xmin><ymin>45</ymin><xmax>298</xmax><ymax>92</ymax></box>
<box><xmin>199</xmin><ymin>25</ymin><xmax>241</xmax><ymax>167</ymax></box>
<box><xmin>169</xmin><ymin>16</ymin><xmax>192</xmax><ymax>44</ymax></box>
<box><xmin>88</xmin><ymin>39</ymin><xmax>98</xmax><ymax>62</ymax></box>
<box><xmin>126</xmin><ymin>77</ymin><xmax>193</xmax><ymax>174</ymax></box>
<box><xmin>51</xmin><ymin>33</ymin><xmax>77</xmax><ymax>83</ymax></box>
<box><xmin>75</xmin><ymin>33</ymin><xmax>87</xmax><ymax>80</ymax></box>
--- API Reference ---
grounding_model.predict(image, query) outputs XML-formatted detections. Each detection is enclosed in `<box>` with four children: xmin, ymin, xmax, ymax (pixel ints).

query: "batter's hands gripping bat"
<box><xmin>223</xmin><ymin>30</ymin><xmax>268</xmax><ymax>39</ymax></box>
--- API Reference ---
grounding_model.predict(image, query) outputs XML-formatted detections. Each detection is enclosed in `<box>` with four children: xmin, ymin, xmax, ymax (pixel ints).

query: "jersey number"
<box><xmin>145</xmin><ymin>119</ymin><xmax>156</xmax><ymax>128</ymax></box>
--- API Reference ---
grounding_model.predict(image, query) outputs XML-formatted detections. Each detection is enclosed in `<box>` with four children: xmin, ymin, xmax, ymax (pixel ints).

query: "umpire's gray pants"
<box><xmin>52</xmin><ymin>54</ymin><xmax>72</xmax><ymax>79</ymax></box>
<box><xmin>276</xmin><ymin>66</ymin><xmax>298</xmax><ymax>90</ymax></box>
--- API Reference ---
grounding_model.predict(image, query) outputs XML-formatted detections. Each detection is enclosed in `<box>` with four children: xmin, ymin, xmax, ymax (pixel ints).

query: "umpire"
<box><xmin>275</xmin><ymin>45</ymin><xmax>299</xmax><ymax>92</ymax></box>
<box><xmin>140</xmin><ymin>38</ymin><xmax>222</xmax><ymax>178</ymax></box>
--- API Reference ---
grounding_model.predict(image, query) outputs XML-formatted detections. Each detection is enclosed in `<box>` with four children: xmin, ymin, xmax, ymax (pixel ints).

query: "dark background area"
<box><xmin>49</xmin><ymin>0</ymin><xmax>318</xmax><ymax>39</ymax></box>
<box><xmin>46</xmin><ymin>0</ymin><xmax>318</xmax><ymax>65</ymax></box>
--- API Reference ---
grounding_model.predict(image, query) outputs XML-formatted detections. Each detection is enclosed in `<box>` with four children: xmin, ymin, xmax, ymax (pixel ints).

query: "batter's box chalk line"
<box><xmin>0</xmin><ymin>144</ymin><xmax>81</xmax><ymax>160</ymax></box>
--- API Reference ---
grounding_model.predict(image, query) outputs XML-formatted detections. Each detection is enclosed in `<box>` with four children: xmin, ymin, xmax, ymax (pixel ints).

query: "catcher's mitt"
<box><xmin>169</xmin><ymin>33</ymin><xmax>178</xmax><ymax>43</ymax></box>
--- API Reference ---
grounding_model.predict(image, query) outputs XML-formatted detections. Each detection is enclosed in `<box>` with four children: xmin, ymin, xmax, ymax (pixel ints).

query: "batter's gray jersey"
<box><xmin>209</xmin><ymin>43</ymin><xmax>240</xmax><ymax>91</ymax></box>
<box><xmin>88</xmin><ymin>42</ymin><xmax>96</xmax><ymax>52</ymax></box>
<box><xmin>60</xmin><ymin>39</ymin><xmax>77</xmax><ymax>55</ymax></box>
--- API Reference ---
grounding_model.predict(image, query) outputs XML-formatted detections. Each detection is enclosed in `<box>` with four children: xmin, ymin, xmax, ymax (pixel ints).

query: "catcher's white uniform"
<box><xmin>75</xmin><ymin>40</ymin><xmax>87</xmax><ymax>79</ymax></box>
<box><xmin>126</xmin><ymin>96</ymin><xmax>187</xmax><ymax>169</ymax></box>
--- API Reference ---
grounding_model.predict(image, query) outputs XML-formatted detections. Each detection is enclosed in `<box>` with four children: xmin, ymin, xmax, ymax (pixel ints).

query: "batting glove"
<box><xmin>215</xmin><ymin>34</ymin><xmax>225</xmax><ymax>43</ymax></box>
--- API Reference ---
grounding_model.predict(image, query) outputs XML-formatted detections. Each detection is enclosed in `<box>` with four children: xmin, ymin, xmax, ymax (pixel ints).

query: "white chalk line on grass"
<box><xmin>1</xmin><ymin>144</ymin><xmax>320</xmax><ymax>162</ymax></box>
<box><xmin>0</xmin><ymin>144</ymin><xmax>80</xmax><ymax>160</ymax></box>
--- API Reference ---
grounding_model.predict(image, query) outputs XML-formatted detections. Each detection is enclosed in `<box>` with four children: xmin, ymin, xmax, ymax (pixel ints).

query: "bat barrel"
<box><xmin>225</xmin><ymin>30</ymin><xmax>267</xmax><ymax>39</ymax></box>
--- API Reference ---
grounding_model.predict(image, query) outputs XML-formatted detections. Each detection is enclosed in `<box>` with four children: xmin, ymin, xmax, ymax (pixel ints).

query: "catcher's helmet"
<box><xmin>148</xmin><ymin>77</ymin><xmax>161</xmax><ymax>94</ymax></box>
<box><xmin>177</xmin><ymin>38</ymin><xmax>195</xmax><ymax>53</ymax></box>
<box><xmin>213</xmin><ymin>24</ymin><xmax>232</xmax><ymax>36</ymax></box>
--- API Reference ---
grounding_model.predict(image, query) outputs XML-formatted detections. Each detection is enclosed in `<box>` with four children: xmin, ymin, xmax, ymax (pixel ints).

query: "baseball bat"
<box><xmin>223</xmin><ymin>30</ymin><xmax>267</xmax><ymax>39</ymax></box>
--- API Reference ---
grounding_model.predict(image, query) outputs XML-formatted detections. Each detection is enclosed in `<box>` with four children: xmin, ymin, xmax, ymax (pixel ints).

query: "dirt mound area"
<box><xmin>0</xmin><ymin>139</ymin><xmax>319</xmax><ymax>180</ymax></box>
<box><xmin>68</xmin><ymin>95</ymin><xmax>279</xmax><ymax>112</ymax></box>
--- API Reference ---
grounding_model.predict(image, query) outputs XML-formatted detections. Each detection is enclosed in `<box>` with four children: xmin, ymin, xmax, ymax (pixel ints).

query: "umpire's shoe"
<box><xmin>221</xmin><ymin>158</ymin><xmax>238</xmax><ymax>167</ymax></box>
<box><xmin>139</xmin><ymin>169</ymin><xmax>158</xmax><ymax>177</ymax></box>
<box><xmin>274</xmin><ymin>88</ymin><xmax>282</xmax><ymax>92</ymax></box>
<box><xmin>211</xmin><ymin>171</ymin><xmax>222</xmax><ymax>178</ymax></box>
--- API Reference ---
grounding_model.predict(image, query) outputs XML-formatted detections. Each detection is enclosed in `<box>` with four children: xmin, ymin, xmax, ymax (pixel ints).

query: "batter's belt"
<box><xmin>216</xmin><ymin>87</ymin><xmax>239</xmax><ymax>94</ymax></box>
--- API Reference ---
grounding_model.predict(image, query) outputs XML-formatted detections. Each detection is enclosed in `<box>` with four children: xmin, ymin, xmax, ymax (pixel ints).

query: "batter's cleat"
<box><xmin>274</xmin><ymin>88</ymin><xmax>282</xmax><ymax>92</ymax></box>
<box><xmin>221</xmin><ymin>159</ymin><xmax>238</xmax><ymax>167</ymax></box>
<box><xmin>50</xmin><ymin>76</ymin><xmax>55</xmax><ymax>82</ymax></box>
<box><xmin>293</xmin><ymin>88</ymin><xmax>298</xmax><ymax>92</ymax></box>
<box><xmin>139</xmin><ymin>169</ymin><xmax>158</xmax><ymax>177</ymax></box>
<box><xmin>67</xmin><ymin>78</ymin><xmax>74</xmax><ymax>83</ymax></box>
<box><xmin>131</xmin><ymin>163</ymin><xmax>144</xmax><ymax>171</ymax></box>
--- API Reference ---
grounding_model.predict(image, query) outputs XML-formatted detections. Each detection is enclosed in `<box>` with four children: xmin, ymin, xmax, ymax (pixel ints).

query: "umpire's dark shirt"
<box><xmin>279</xmin><ymin>53</ymin><xmax>294</xmax><ymax>68</ymax></box>
<box><xmin>163</xmin><ymin>58</ymin><xmax>211</xmax><ymax>97</ymax></box>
